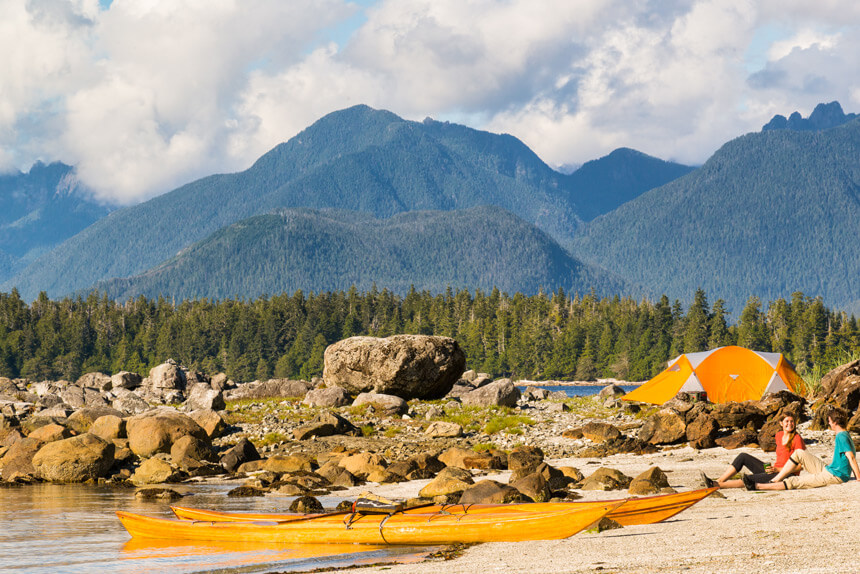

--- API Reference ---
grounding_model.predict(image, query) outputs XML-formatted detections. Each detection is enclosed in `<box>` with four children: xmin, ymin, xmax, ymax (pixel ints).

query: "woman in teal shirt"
<box><xmin>752</xmin><ymin>408</ymin><xmax>858</xmax><ymax>490</ymax></box>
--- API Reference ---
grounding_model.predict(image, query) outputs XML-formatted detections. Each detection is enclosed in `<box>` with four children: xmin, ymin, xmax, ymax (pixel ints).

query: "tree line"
<box><xmin>0</xmin><ymin>287</ymin><xmax>856</xmax><ymax>385</ymax></box>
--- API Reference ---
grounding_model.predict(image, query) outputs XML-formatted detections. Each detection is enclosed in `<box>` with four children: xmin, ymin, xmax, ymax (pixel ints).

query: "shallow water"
<box><xmin>0</xmin><ymin>483</ymin><xmax>436</xmax><ymax>573</ymax></box>
<box><xmin>517</xmin><ymin>384</ymin><xmax>638</xmax><ymax>397</ymax></box>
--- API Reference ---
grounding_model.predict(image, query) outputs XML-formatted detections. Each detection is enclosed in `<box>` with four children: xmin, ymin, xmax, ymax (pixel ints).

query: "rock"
<box><xmin>588</xmin><ymin>517</ymin><xmax>624</xmax><ymax>532</ymax></box>
<box><xmin>522</xmin><ymin>386</ymin><xmax>550</xmax><ymax>401</ymax></box>
<box><xmin>227</xmin><ymin>486</ymin><xmax>265</xmax><ymax>497</ymax></box>
<box><xmin>598</xmin><ymin>384</ymin><xmax>626</xmax><ymax>400</ymax></box>
<box><xmin>386</xmin><ymin>459</ymin><xmax>418</xmax><ymax>478</ymax></box>
<box><xmin>532</xmin><ymin>462</ymin><xmax>570</xmax><ymax>491</ymax></box>
<box><xmin>135</xmin><ymin>488</ymin><xmax>183</xmax><ymax>501</ymax></box>
<box><xmin>148</xmin><ymin>361</ymin><xmax>187</xmax><ymax>391</ymax></box>
<box><xmin>294</xmin><ymin>411</ymin><xmax>358</xmax><ymax>440</ymax></box>
<box><xmin>126</xmin><ymin>410</ymin><xmax>209</xmax><ymax>458</ymax></box>
<box><xmin>409</xmin><ymin>452</ymin><xmax>445</xmax><ymax>474</ymax></box>
<box><xmin>562</xmin><ymin>428</ymin><xmax>583</xmax><ymax>439</ymax></box>
<box><xmin>60</xmin><ymin>387</ymin><xmax>109</xmax><ymax>409</ymax></box>
<box><xmin>715</xmin><ymin>429</ymin><xmax>759</xmax><ymax>449</ymax></box>
<box><xmin>186</xmin><ymin>384</ymin><xmax>225</xmax><ymax>411</ymax></box>
<box><xmin>686</xmin><ymin>412</ymin><xmax>718</xmax><ymax>449</ymax></box>
<box><xmin>274</xmin><ymin>484</ymin><xmax>307</xmax><ymax>496</ymax></box>
<box><xmin>628</xmin><ymin>466</ymin><xmax>670</xmax><ymax>495</ymax></box>
<box><xmin>66</xmin><ymin>407</ymin><xmax>124</xmax><ymax>434</ymax></box>
<box><xmin>507</xmin><ymin>445</ymin><xmax>544</xmax><ymax>477</ymax></box>
<box><xmin>581</xmin><ymin>422</ymin><xmax>623</xmax><ymax>442</ymax></box>
<box><xmin>289</xmin><ymin>496</ymin><xmax>324</xmax><ymax>513</ymax></box>
<box><xmin>711</xmin><ymin>402</ymin><xmax>766</xmax><ymax>430</ymax></box>
<box><xmin>302</xmin><ymin>386</ymin><xmax>351</xmax><ymax>408</ymax></box>
<box><xmin>112</xmin><ymin>390</ymin><xmax>150</xmax><ymax>415</ymax></box>
<box><xmin>111</xmin><ymin>371</ymin><xmax>143</xmax><ymax>390</ymax></box>
<box><xmin>577</xmin><ymin>437</ymin><xmax>660</xmax><ymax>457</ymax></box>
<box><xmin>848</xmin><ymin>410</ymin><xmax>860</xmax><ymax>433</ymax></box>
<box><xmin>27</xmin><ymin>424</ymin><xmax>72</xmax><ymax>443</ymax></box>
<box><xmin>210</xmin><ymin>373</ymin><xmax>230</xmax><ymax>391</ymax></box>
<box><xmin>438</xmin><ymin>447</ymin><xmax>499</xmax><ymax>470</ymax></box>
<box><xmin>819</xmin><ymin>359</ymin><xmax>860</xmax><ymax>397</ymax></box>
<box><xmin>263</xmin><ymin>454</ymin><xmax>315</xmax><ymax>473</ymax></box>
<box><xmin>220</xmin><ymin>438</ymin><xmax>261</xmax><ymax>473</ymax></box>
<box><xmin>170</xmin><ymin>435</ymin><xmax>214</xmax><ymax>467</ymax></box>
<box><xmin>188</xmin><ymin>409</ymin><xmax>226</xmax><ymax>439</ymax></box>
<box><xmin>90</xmin><ymin>415</ymin><xmax>126</xmax><ymax>441</ymax></box>
<box><xmin>510</xmin><ymin>472</ymin><xmax>552</xmax><ymax>502</ymax></box>
<box><xmin>580</xmin><ymin>467</ymin><xmax>632</xmax><ymax>491</ymax></box>
<box><xmin>0</xmin><ymin>437</ymin><xmax>43</xmax><ymax>480</ymax></box>
<box><xmin>352</xmin><ymin>393</ymin><xmax>408</xmax><ymax>416</ymax></box>
<box><xmin>460</xmin><ymin>379</ymin><xmax>521</xmax><ymax>407</ymax></box>
<box><xmin>338</xmin><ymin>452</ymin><xmax>387</xmax><ymax>479</ymax></box>
<box><xmin>76</xmin><ymin>372</ymin><xmax>112</xmax><ymax>390</ymax></box>
<box><xmin>546</xmin><ymin>402</ymin><xmax>569</xmax><ymax>412</ymax></box>
<box><xmin>316</xmin><ymin>461</ymin><xmax>358</xmax><ymax>487</ymax></box>
<box><xmin>131</xmin><ymin>456</ymin><xmax>185</xmax><ymax>485</ymax></box>
<box><xmin>419</xmin><ymin>467</ymin><xmax>474</xmax><ymax>498</ymax></box>
<box><xmin>33</xmin><ymin>405</ymin><xmax>73</xmax><ymax>419</ymax></box>
<box><xmin>225</xmin><ymin>379</ymin><xmax>312</xmax><ymax>401</ymax></box>
<box><xmin>32</xmin><ymin>433</ymin><xmax>115</xmax><ymax>482</ymax></box>
<box><xmin>323</xmin><ymin>335</ymin><xmax>466</xmax><ymax>400</ymax></box>
<box><xmin>757</xmin><ymin>418</ymin><xmax>782</xmax><ymax>452</ymax></box>
<box><xmin>424</xmin><ymin>421</ymin><xmax>463</xmax><ymax>438</ymax></box>
<box><xmin>558</xmin><ymin>466</ymin><xmax>584</xmax><ymax>482</ymax></box>
<box><xmin>639</xmin><ymin>409</ymin><xmax>687</xmax><ymax>445</ymax></box>
<box><xmin>459</xmin><ymin>480</ymin><xmax>528</xmax><ymax>504</ymax></box>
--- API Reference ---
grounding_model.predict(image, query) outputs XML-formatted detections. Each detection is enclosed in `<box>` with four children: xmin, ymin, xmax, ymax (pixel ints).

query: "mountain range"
<box><xmin>2</xmin><ymin>101</ymin><xmax>859</xmax><ymax>316</ymax></box>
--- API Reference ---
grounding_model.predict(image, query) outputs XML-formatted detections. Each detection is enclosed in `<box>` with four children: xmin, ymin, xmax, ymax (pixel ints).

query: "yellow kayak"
<box><xmin>170</xmin><ymin>488</ymin><xmax>717</xmax><ymax>527</ymax></box>
<box><xmin>117</xmin><ymin>502</ymin><xmax>621</xmax><ymax>545</ymax></box>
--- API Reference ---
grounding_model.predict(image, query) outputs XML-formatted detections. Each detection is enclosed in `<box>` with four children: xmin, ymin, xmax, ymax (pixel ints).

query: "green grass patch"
<box><xmin>258</xmin><ymin>432</ymin><xmax>289</xmax><ymax>446</ymax></box>
<box><xmin>360</xmin><ymin>424</ymin><xmax>376</xmax><ymax>437</ymax></box>
<box><xmin>483</xmin><ymin>414</ymin><xmax>534</xmax><ymax>435</ymax></box>
<box><xmin>383</xmin><ymin>427</ymin><xmax>401</xmax><ymax>438</ymax></box>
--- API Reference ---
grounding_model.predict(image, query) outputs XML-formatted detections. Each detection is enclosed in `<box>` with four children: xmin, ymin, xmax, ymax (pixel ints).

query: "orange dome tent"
<box><xmin>622</xmin><ymin>346</ymin><xmax>804</xmax><ymax>405</ymax></box>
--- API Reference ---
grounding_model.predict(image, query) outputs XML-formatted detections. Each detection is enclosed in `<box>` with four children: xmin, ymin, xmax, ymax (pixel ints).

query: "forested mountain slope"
<box><xmin>94</xmin><ymin>206</ymin><xmax>627</xmax><ymax>301</ymax></box>
<box><xmin>572</xmin><ymin>117</ymin><xmax>860</xmax><ymax>312</ymax></box>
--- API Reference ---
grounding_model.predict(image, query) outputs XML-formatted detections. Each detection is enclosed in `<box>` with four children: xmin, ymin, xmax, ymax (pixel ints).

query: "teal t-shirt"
<box><xmin>825</xmin><ymin>431</ymin><xmax>856</xmax><ymax>481</ymax></box>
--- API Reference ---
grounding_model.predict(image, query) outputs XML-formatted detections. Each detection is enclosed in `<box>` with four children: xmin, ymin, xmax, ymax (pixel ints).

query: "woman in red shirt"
<box><xmin>700</xmin><ymin>412</ymin><xmax>805</xmax><ymax>489</ymax></box>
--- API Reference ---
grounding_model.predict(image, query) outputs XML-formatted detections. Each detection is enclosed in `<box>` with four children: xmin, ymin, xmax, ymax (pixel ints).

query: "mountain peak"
<box><xmin>762</xmin><ymin>101</ymin><xmax>857</xmax><ymax>132</ymax></box>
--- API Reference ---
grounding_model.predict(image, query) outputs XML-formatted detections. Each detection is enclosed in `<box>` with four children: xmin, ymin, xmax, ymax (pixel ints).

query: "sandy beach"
<box><xmin>332</xmin><ymin>434</ymin><xmax>859</xmax><ymax>574</ymax></box>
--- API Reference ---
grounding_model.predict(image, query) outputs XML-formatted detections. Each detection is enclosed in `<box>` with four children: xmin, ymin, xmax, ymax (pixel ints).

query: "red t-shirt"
<box><xmin>774</xmin><ymin>430</ymin><xmax>805</xmax><ymax>469</ymax></box>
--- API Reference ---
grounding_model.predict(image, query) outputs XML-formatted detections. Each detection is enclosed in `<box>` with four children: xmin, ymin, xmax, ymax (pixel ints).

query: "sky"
<box><xmin>2</xmin><ymin>0</ymin><xmax>860</xmax><ymax>205</ymax></box>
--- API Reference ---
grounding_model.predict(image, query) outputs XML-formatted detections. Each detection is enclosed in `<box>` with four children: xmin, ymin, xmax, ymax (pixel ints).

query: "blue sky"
<box><xmin>2</xmin><ymin>0</ymin><xmax>859</xmax><ymax>204</ymax></box>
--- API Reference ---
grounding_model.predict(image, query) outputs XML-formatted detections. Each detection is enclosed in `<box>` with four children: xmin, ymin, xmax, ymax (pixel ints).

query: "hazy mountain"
<box><xmin>0</xmin><ymin>162</ymin><xmax>113</xmax><ymax>280</ymax></box>
<box><xmin>4</xmin><ymin>105</ymin><xmax>688</xmax><ymax>300</ymax></box>
<box><xmin>93</xmin><ymin>206</ymin><xmax>628</xmax><ymax>301</ymax></box>
<box><xmin>571</xmin><ymin>112</ymin><xmax>860</xmax><ymax>312</ymax></box>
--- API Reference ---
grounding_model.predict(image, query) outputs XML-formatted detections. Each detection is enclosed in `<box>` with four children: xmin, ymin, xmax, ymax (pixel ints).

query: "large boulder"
<box><xmin>76</xmin><ymin>372</ymin><xmax>112</xmax><ymax>390</ymax></box>
<box><xmin>460</xmin><ymin>379</ymin><xmax>520</xmax><ymax>407</ymax></box>
<box><xmin>819</xmin><ymin>359</ymin><xmax>860</xmax><ymax>397</ymax></box>
<box><xmin>0</xmin><ymin>437</ymin><xmax>43</xmax><ymax>480</ymax></box>
<box><xmin>219</xmin><ymin>438</ymin><xmax>260</xmax><ymax>473</ymax></box>
<box><xmin>293</xmin><ymin>411</ymin><xmax>357</xmax><ymax>440</ymax></box>
<box><xmin>67</xmin><ymin>406</ymin><xmax>124</xmax><ymax>434</ymax></box>
<box><xmin>352</xmin><ymin>393</ymin><xmax>408</xmax><ymax>416</ymax></box>
<box><xmin>126</xmin><ymin>410</ymin><xmax>209</xmax><ymax>458</ymax></box>
<box><xmin>419</xmin><ymin>467</ymin><xmax>474</xmax><ymax>498</ymax></box>
<box><xmin>27</xmin><ymin>424</ymin><xmax>72</xmax><ymax>443</ymax></box>
<box><xmin>686</xmin><ymin>412</ymin><xmax>719</xmax><ymax>449</ymax></box>
<box><xmin>112</xmin><ymin>389</ymin><xmax>150</xmax><ymax>415</ymax></box>
<box><xmin>186</xmin><ymin>384</ymin><xmax>225</xmax><ymax>411</ymax></box>
<box><xmin>639</xmin><ymin>409</ymin><xmax>687</xmax><ymax>445</ymax></box>
<box><xmin>111</xmin><ymin>371</ymin><xmax>143</xmax><ymax>390</ymax></box>
<box><xmin>147</xmin><ymin>361</ymin><xmax>187</xmax><ymax>391</ymax></box>
<box><xmin>188</xmin><ymin>409</ymin><xmax>226</xmax><ymax>439</ymax></box>
<box><xmin>711</xmin><ymin>402</ymin><xmax>766</xmax><ymax>430</ymax></box>
<box><xmin>323</xmin><ymin>335</ymin><xmax>466</xmax><ymax>400</ymax></box>
<box><xmin>60</xmin><ymin>387</ymin><xmax>109</xmax><ymax>409</ymax></box>
<box><xmin>131</xmin><ymin>456</ymin><xmax>183</xmax><ymax>485</ymax></box>
<box><xmin>459</xmin><ymin>480</ymin><xmax>527</xmax><ymax>504</ymax></box>
<box><xmin>303</xmin><ymin>386</ymin><xmax>351</xmax><ymax>408</ymax></box>
<box><xmin>32</xmin><ymin>433</ymin><xmax>114</xmax><ymax>482</ymax></box>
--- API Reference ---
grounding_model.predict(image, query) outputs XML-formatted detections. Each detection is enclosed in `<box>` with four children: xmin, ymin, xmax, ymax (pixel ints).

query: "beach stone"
<box><xmin>580</xmin><ymin>467</ymin><xmax>632</xmax><ymax>491</ymax></box>
<box><xmin>368</xmin><ymin>469</ymin><xmax>407</xmax><ymax>483</ymax></box>
<box><xmin>294</xmin><ymin>411</ymin><xmax>358</xmax><ymax>440</ymax></box>
<box><xmin>112</xmin><ymin>390</ymin><xmax>150</xmax><ymax>415</ymax></box>
<box><xmin>522</xmin><ymin>386</ymin><xmax>550</xmax><ymax>401</ymax></box>
<box><xmin>131</xmin><ymin>456</ymin><xmax>184</xmax><ymax>485</ymax></box>
<box><xmin>226</xmin><ymin>379</ymin><xmax>311</xmax><ymax>400</ymax></box>
<box><xmin>32</xmin><ymin>433</ymin><xmax>115</xmax><ymax>482</ymax></box>
<box><xmin>148</xmin><ymin>361</ymin><xmax>186</xmax><ymax>391</ymax></box>
<box><xmin>438</xmin><ymin>447</ymin><xmax>503</xmax><ymax>470</ymax></box>
<box><xmin>171</xmin><ymin>435</ymin><xmax>214</xmax><ymax>466</ymax></box>
<box><xmin>712</xmin><ymin>402</ymin><xmax>766</xmax><ymax>430</ymax></box>
<box><xmin>639</xmin><ymin>409</ymin><xmax>687</xmax><ymax>445</ymax></box>
<box><xmin>686</xmin><ymin>412</ymin><xmax>718</xmax><ymax>449</ymax></box>
<box><xmin>819</xmin><ymin>359</ymin><xmax>860</xmax><ymax>397</ymax></box>
<box><xmin>264</xmin><ymin>454</ymin><xmax>315</xmax><ymax>473</ymax></box>
<box><xmin>757</xmin><ymin>418</ymin><xmax>782</xmax><ymax>452</ymax></box>
<box><xmin>409</xmin><ymin>452</ymin><xmax>445</xmax><ymax>474</ymax></box>
<box><xmin>460</xmin><ymin>379</ymin><xmax>520</xmax><ymax>407</ymax></box>
<box><xmin>209</xmin><ymin>373</ymin><xmax>229</xmax><ymax>390</ymax></box>
<box><xmin>316</xmin><ymin>461</ymin><xmax>358</xmax><ymax>487</ymax></box>
<box><xmin>67</xmin><ymin>407</ymin><xmax>124</xmax><ymax>434</ymax></box>
<box><xmin>581</xmin><ymin>422</ymin><xmax>622</xmax><ymax>442</ymax></box>
<box><xmin>338</xmin><ymin>452</ymin><xmax>387</xmax><ymax>479</ymax></box>
<box><xmin>89</xmin><ymin>415</ymin><xmax>126</xmax><ymax>441</ymax></box>
<box><xmin>186</xmin><ymin>384</ymin><xmax>225</xmax><ymax>411</ymax></box>
<box><xmin>135</xmin><ymin>488</ymin><xmax>183</xmax><ymax>501</ymax></box>
<box><xmin>848</xmin><ymin>411</ymin><xmax>860</xmax><ymax>433</ymax></box>
<box><xmin>598</xmin><ymin>384</ymin><xmax>626</xmax><ymax>400</ymax></box>
<box><xmin>559</xmin><ymin>466</ymin><xmax>584</xmax><ymax>483</ymax></box>
<box><xmin>27</xmin><ymin>424</ymin><xmax>72</xmax><ymax>443</ymax></box>
<box><xmin>508</xmin><ymin>445</ymin><xmax>544</xmax><ymax>475</ymax></box>
<box><xmin>533</xmin><ymin>462</ymin><xmax>570</xmax><ymax>490</ymax></box>
<box><xmin>628</xmin><ymin>466</ymin><xmax>670</xmax><ymax>495</ymax></box>
<box><xmin>510</xmin><ymin>472</ymin><xmax>552</xmax><ymax>502</ymax></box>
<box><xmin>188</xmin><ymin>409</ymin><xmax>226</xmax><ymax>439</ymax></box>
<box><xmin>462</xmin><ymin>451</ymin><xmax>505</xmax><ymax>470</ymax></box>
<box><xmin>227</xmin><ymin>485</ymin><xmax>265</xmax><ymax>497</ymax></box>
<box><xmin>323</xmin><ymin>335</ymin><xmax>465</xmax><ymax>400</ymax></box>
<box><xmin>76</xmin><ymin>372</ymin><xmax>112</xmax><ymax>390</ymax></box>
<box><xmin>275</xmin><ymin>484</ymin><xmax>307</xmax><ymax>496</ymax></box>
<box><xmin>546</xmin><ymin>402</ymin><xmax>570</xmax><ymax>412</ymax></box>
<box><xmin>289</xmin><ymin>496</ymin><xmax>324</xmax><ymax>513</ymax></box>
<box><xmin>0</xmin><ymin>437</ymin><xmax>43</xmax><ymax>480</ymax></box>
<box><xmin>352</xmin><ymin>393</ymin><xmax>408</xmax><ymax>416</ymax></box>
<box><xmin>562</xmin><ymin>428</ymin><xmax>583</xmax><ymax>439</ymax></box>
<box><xmin>424</xmin><ymin>421</ymin><xmax>463</xmax><ymax>438</ymax></box>
<box><xmin>459</xmin><ymin>480</ymin><xmax>527</xmax><ymax>504</ymax></box>
<box><xmin>419</xmin><ymin>467</ymin><xmax>474</xmax><ymax>498</ymax></box>
<box><xmin>715</xmin><ymin>429</ymin><xmax>759</xmax><ymax>449</ymax></box>
<box><xmin>60</xmin><ymin>387</ymin><xmax>109</xmax><ymax>409</ymax></box>
<box><xmin>111</xmin><ymin>371</ymin><xmax>143</xmax><ymax>390</ymax></box>
<box><xmin>33</xmin><ymin>405</ymin><xmax>73</xmax><ymax>418</ymax></box>
<box><xmin>126</xmin><ymin>410</ymin><xmax>209</xmax><ymax>458</ymax></box>
<box><xmin>220</xmin><ymin>438</ymin><xmax>261</xmax><ymax>473</ymax></box>
<box><xmin>302</xmin><ymin>386</ymin><xmax>351</xmax><ymax>408</ymax></box>
<box><xmin>588</xmin><ymin>517</ymin><xmax>624</xmax><ymax>532</ymax></box>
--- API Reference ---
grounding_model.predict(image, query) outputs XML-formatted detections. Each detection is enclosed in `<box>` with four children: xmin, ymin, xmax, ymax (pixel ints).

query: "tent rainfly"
<box><xmin>622</xmin><ymin>346</ymin><xmax>804</xmax><ymax>405</ymax></box>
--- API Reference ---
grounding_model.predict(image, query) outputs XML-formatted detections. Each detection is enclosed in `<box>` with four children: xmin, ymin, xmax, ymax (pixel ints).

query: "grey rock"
<box><xmin>461</xmin><ymin>379</ymin><xmax>520</xmax><ymax>407</ymax></box>
<box><xmin>303</xmin><ymin>386</ymin><xmax>351</xmax><ymax>408</ymax></box>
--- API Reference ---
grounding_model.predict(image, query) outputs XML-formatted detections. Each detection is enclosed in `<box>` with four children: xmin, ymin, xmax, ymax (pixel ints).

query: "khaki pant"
<box><xmin>783</xmin><ymin>450</ymin><xmax>843</xmax><ymax>490</ymax></box>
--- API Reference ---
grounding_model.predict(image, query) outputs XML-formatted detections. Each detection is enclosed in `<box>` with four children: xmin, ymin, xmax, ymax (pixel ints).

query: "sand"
<box><xmin>332</xmin><ymin>437</ymin><xmax>860</xmax><ymax>574</ymax></box>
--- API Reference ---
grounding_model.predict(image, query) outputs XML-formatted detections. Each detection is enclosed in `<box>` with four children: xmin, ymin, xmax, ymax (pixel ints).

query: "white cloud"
<box><xmin>2</xmin><ymin>0</ymin><xmax>860</xmax><ymax>202</ymax></box>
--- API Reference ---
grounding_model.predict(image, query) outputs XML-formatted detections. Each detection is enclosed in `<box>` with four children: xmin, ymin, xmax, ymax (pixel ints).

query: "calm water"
<box><xmin>0</xmin><ymin>483</ymin><xmax>436</xmax><ymax>574</ymax></box>
<box><xmin>517</xmin><ymin>384</ymin><xmax>638</xmax><ymax>397</ymax></box>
